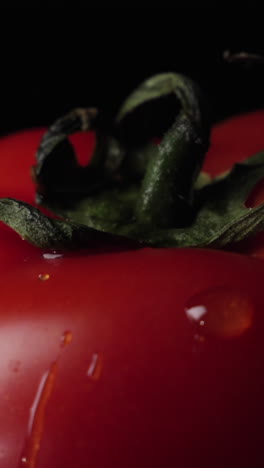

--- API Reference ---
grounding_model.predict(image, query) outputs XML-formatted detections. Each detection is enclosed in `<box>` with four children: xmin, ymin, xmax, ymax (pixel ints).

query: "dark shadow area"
<box><xmin>0</xmin><ymin>7</ymin><xmax>263</xmax><ymax>135</ymax></box>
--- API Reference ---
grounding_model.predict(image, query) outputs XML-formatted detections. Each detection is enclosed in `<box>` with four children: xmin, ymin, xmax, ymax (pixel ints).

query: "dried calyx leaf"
<box><xmin>0</xmin><ymin>72</ymin><xmax>264</xmax><ymax>250</ymax></box>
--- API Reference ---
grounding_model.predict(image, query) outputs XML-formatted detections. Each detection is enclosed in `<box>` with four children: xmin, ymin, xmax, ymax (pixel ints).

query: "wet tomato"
<box><xmin>1</xmin><ymin>111</ymin><xmax>264</xmax><ymax>468</ymax></box>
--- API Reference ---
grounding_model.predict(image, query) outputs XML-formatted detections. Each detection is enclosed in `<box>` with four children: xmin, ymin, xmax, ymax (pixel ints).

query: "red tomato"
<box><xmin>1</xmin><ymin>112</ymin><xmax>264</xmax><ymax>468</ymax></box>
<box><xmin>204</xmin><ymin>109</ymin><xmax>264</xmax><ymax>176</ymax></box>
<box><xmin>204</xmin><ymin>110</ymin><xmax>264</xmax><ymax>258</ymax></box>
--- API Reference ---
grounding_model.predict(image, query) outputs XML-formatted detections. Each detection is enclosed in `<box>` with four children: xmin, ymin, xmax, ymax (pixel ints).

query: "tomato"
<box><xmin>1</xmin><ymin>111</ymin><xmax>264</xmax><ymax>468</ymax></box>
<box><xmin>204</xmin><ymin>109</ymin><xmax>264</xmax><ymax>176</ymax></box>
<box><xmin>204</xmin><ymin>110</ymin><xmax>264</xmax><ymax>258</ymax></box>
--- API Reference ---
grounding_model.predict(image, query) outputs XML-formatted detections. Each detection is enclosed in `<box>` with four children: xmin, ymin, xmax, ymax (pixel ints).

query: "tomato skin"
<box><xmin>0</xmin><ymin>128</ymin><xmax>95</xmax><ymax>204</ymax></box>
<box><xmin>204</xmin><ymin>110</ymin><xmax>264</xmax><ymax>259</ymax></box>
<box><xmin>2</xmin><ymin>244</ymin><xmax>264</xmax><ymax>468</ymax></box>
<box><xmin>1</xmin><ymin>112</ymin><xmax>264</xmax><ymax>467</ymax></box>
<box><xmin>204</xmin><ymin>109</ymin><xmax>264</xmax><ymax>176</ymax></box>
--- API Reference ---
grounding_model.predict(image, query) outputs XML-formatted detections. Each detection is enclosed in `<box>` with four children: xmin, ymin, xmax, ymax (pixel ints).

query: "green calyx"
<box><xmin>1</xmin><ymin>72</ymin><xmax>264</xmax><ymax>251</ymax></box>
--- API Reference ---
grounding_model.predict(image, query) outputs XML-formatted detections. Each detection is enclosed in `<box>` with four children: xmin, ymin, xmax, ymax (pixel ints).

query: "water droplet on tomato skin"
<box><xmin>20</xmin><ymin>361</ymin><xmax>58</xmax><ymax>468</ymax></box>
<box><xmin>185</xmin><ymin>286</ymin><xmax>254</xmax><ymax>339</ymax></box>
<box><xmin>192</xmin><ymin>333</ymin><xmax>206</xmax><ymax>354</ymax></box>
<box><xmin>38</xmin><ymin>273</ymin><xmax>50</xmax><ymax>281</ymax></box>
<box><xmin>87</xmin><ymin>353</ymin><xmax>103</xmax><ymax>381</ymax></box>
<box><xmin>42</xmin><ymin>251</ymin><xmax>63</xmax><ymax>260</ymax></box>
<box><xmin>60</xmin><ymin>330</ymin><xmax>72</xmax><ymax>348</ymax></box>
<box><xmin>20</xmin><ymin>331</ymin><xmax>74</xmax><ymax>467</ymax></box>
<box><xmin>194</xmin><ymin>334</ymin><xmax>205</xmax><ymax>343</ymax></box>
<box><xmin>186</xmin><ymin>305</ymin><xmax>207</xmax><ymax>322</ymax></box>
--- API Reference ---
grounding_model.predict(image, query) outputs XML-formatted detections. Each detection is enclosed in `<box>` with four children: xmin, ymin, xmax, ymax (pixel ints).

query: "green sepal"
<box><xmin>1</xmin><ymin>72</ymin><xmax>264</xmax><ymax>251</ymax></box>
<box><xmin>138</xmin><ymin>151</ymin><xmax>264</xmax><ymax>248</ymax></box>
<box><xmin>117</xmin><ymin>72</ymin><xmax>209</xmax><ymax>136</ymax></box>
<box><xmin>1</xmin><ymin>152</ymin><xmax>264</xmax><ymax>250</ymax></box>
<box><xmin>32</xmin><ymin>73</ymin><xmax>209</xmax><ymax>232</ymax></box>
<box><xmin>0</xmin><ymin>198</ymin><xmax>132</xmax><ymax>249</ymax></box>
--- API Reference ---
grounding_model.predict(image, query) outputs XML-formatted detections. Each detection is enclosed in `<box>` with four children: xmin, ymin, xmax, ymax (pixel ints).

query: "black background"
<box><xmin>1</xmin><ymin>7</ymin><xmax>263</xmax><ymax>136</ymax></box>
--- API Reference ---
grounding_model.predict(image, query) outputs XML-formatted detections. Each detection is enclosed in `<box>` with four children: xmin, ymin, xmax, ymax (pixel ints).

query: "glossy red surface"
<box><xmin>204</xmin><ymin>109</ymin><xmax>264</xmax><ymax>176</ymax></box>
<box><xmin>1</xmin><ymin>243</ymin><xmax>264</xmax><ymax>468</ymax></box>
<box><xmin>0</xmin><ymin>113</ymin><xmax>264</xmax><ymax>467</ymax></box>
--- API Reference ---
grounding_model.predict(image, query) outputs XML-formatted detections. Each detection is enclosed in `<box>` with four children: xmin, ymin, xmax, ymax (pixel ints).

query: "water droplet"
<box><xmin>87</xmin><ymin>353</ymin><xmax>103</xmax><ymax>380</ymax></box>
<box><xmin>60</xmin><ymin>330</ymin><xmax>72</xmax><ymax>348</ymax></box>
<box><xmin>185</xmin><ymin>286</ymin><xmax>254</xmax><ymax>339</ymax></box>
<box><xmin>20</xmin><ymin>361</ymin><xmax>58</xmax><ymax>467</ymax></box>
<box><xmin>194</xmin><ymin>334</ymin><xmax>205</xmax><ymax>343</ymax></box>
<box><xmin>38</xmin><ymin>273</ymin><xmax>50</xmax><ymax>281</ymax></box>
<box><xmin>186</xmin><ymin>305</ymin><xmax>207</xmax><ymax>322</ymax></box>
<box><xmin>43</xmin><ymin>251</ymin><xmax>63</xmax><ymax>260</ymax></box>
